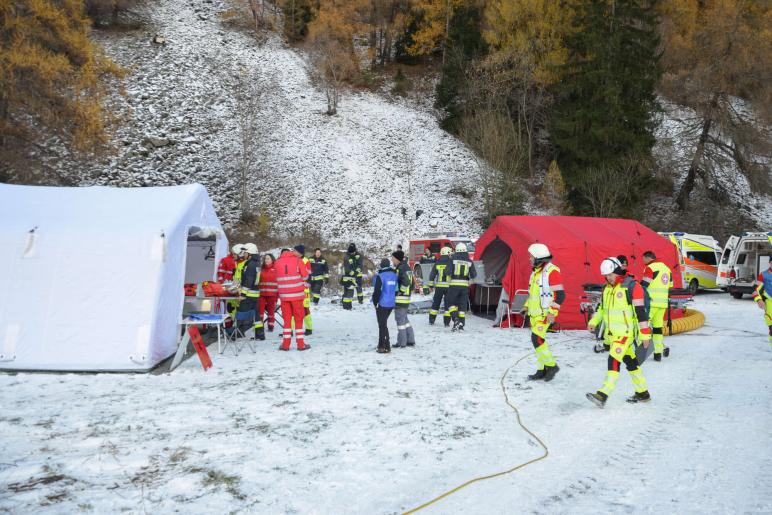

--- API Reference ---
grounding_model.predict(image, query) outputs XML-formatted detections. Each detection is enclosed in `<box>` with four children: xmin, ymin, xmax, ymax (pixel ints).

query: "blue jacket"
<box><xmin>372</xmin><ymin>267</ymin><xmax>397</xmax><ymax>308</ymax></box>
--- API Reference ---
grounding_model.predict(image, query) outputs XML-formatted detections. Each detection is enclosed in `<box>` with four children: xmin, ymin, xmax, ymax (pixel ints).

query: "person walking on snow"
<box><xmin>392</xmin><ymin>250</ymin><xmax>416</xmax><ymax>348</ymax></box>
<box><xmin>309</xmin><ymin>248</ymin><xmax>329</xmax><ymax>305</ymax></box>
<box><xmin>428</xmin><ymin>246</ymin><xmax>453</xmax><ymax>326</ymax></box>
<box><xmin>275</xmin><ymin>248</ymin><xmax>310</xmax><ymax>351</ymax></box>
<box><xmin>446</xmin><ymin>242</ymin><xmax>477</xmax><ymax>332</ymax></box>
<box><xmin>523</xmin><ymin>243</ymin><xmax>563</xmax><ymax>381</ymax></box>
<box><xmin>255</xmin><ymin>253</ymin><xmax>278</xmax><ymax>340</ymax></box>
<box><xmin>752</xmin><ymin>253</ymin><xmax>772</xmax><ymax>350</ymax></box>
<box><xmin>586</xmin><ymin>257</ymin><xmax>652</xmax><ymax>407</ymax></box>
<box><xmin>372</xmin><ymin>258</ymin><xmax>397</xmax><ymax>353</ymax></box>
<box><xmin>642</xmin><ymin>250</ymin><xmax>672</xmax><ymax>361</ymax></box>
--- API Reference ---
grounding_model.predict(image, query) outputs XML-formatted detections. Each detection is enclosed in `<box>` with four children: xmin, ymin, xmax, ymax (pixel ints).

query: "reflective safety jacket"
<box><xmin>275</xmin><ymin>252</ymin><xmax>309</xmax><ymax>302</ymax></box>
<box><xmin>753</xmin><ymin>269</ymin><xmax>772</xmax><ymax>301</ymax></box>
<box><xmin>239</xmin><ymin>256</ymin><xmax>261</xmax><ymax>298</ymax></box>
<box><xmin>525</xmin><ymin>262</ymin><xmax>563</xmax><ymax>317</ymax></box>
<box><xmin>258</xmin><ymin>263</ymin><xmax>278</xmax><ymax>297</ymax></box>
<box><xmin>233</xmin><ymin>259</ymin><xmax>247</xmax><ymax>286</ymax></box>
<box><xmin>309</xmin><ymin>256</ymin><xmax>329</xmax><ymax>282</ymax></box>
<box><xmin>217</xmin><ymin>255</ymin><xmax>236</xmax><ymax>283</ymax></box>
<box><xmin>643</xmin><ymin>261</ymin><xmax>672</xmax><ymax>309</ymax></box>
<box><xmin>590</xmin><ymin>277</ymin><xmax>650</xmax><ymax>339</ymax></box>
<box><xmin>448</xmin><ymin>252</ymin><xmax>477</xmax><ymax>287</ymax></box>
<box><xmin>428</xmin><ymin>255</ymin><xmax>451</xmax><ymax>289</ymax></box>
<box><xmin>395</xmin><ymin>261</ymin><xmax>413</xmax><ymax>305</ymax></box>
<box><xmin>344</xmin><ymin>252</ymin><xmax>364</xmax><ymax>279</ymax></box>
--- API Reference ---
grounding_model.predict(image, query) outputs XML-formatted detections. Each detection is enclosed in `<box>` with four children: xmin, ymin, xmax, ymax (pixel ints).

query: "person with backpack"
<box><xmin>586</xmin><ymin>257</ymin><xmax>652</xmax><ymax>408</ymax></box>
<box><xmin>523</xmin><ymin>243</ymin><xmax>563</xmax><ymax>382</ymax></box>
<box><xmin>642</xmin><ymin>250</ymin><xmax>673</xmax><ymax>361</ymax></box>
<box><xmin>372</xmin><ymin>258</ymin><xmax>397</xmax><ymax>353</ymax></box>
<box><xmin>427</xmin><ymin>246</ymin><xmax>453</xmax><ymax>326</ymax></box>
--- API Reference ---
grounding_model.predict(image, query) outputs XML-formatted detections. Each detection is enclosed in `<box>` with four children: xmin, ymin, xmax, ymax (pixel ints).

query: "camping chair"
<box><xmin>223</xmin><ymin>309</ymin><xmax>256</xmax><ymax>355</ymax></box>
<box><xmin>503</xmin><ymin>289</ymin><xmax>529</xmax><ymax>328</ymax></box>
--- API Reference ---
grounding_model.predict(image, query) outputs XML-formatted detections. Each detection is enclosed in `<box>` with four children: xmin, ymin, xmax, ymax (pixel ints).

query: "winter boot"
<box><xmin>653</xmin><ymin>353</ymin><xmax>662</xmax><ymax>362</ymax></box>
<box><xmin>377</xmin><ymin>347</ymin><xmax>391</xmax><ymax>354</ymax></box>
<box><xmin>528</xmin><ymin>369</ymin><xmax>547</xmax><ymax>381</ymax></box>
<box><xmin>586</xmin><ymin>391</ymin><xmax>608</xmax><ymax>408</ymax></box>
<box><xmin>626</xmin><ymin>391</ymin><xmax>651</xmax><ymax>404</ymax></box>
<box><xmin>593</xmin><ymin>342</ymin><xmax>606</xmax><ymax>353</ymax></box>
<box><xmin>429</xmin><ymin>314</ymin><xmax>437</xmax><ymax>325</ymax></box>
<box><xmin>663</xmin><ymin>347</ymin><xmax>670</xmax><ymax>358</ymax></box>
<box><xmin>305</xmin><ymin>329</ymin><xmax>312</xmax><ymax>336</ymax></box>
<box><xmin>279</xmin><ymin>344</ymin><xmax>290</xmax><ymax>351</ymax></box>
<box><xmin>444</xmin><ymin>315</ymin><xmax>451</xmax><ymax>327</ymax></box>
<box><xmin>543</xmin><ymin>365</ymin><xmax>560</xmax><ymax>382</ymax></box>
<box><xmin>297</xmin><ymin>344</ymin><xmax>311</xmax><ymax>351</ymax></box>
<box><xmin>253</xmin><ymin>327</ymin><xmax>266</xmax><ymax>341</ymax></box>
<box><xmin>406</xmin><ymin>341</ymin><xmax>415</xmax><ymax>347</ymax></box>
<box><xmin>452</xmin><ymin>319</ymin><xmax>462</xmax><ymax>332</ymax></box>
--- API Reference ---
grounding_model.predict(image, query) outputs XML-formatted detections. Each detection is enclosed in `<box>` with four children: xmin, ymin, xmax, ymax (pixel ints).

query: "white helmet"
<box><xmin>528</xmin><ymin>243</ymin><xmax>551</xmax><ymax>259</ymax></box>
<box><xmin>232</xmin><ymin>244</ymin><xmax>244</xmax><ymax>255</ymax></box>
<box><xmin>242</xmin><ymin>243</ymin><xmax>258</xmax><ymax>255</ymax></box>
<box><xmin>440</xmin><ymin>246</ymin><xmax>453</xmax><ymax>256</ymax></box>
<box><xmin>600</xmin><ymin>257</ymin><xmax>622</xmax><ymax>275</ymax></box>
<box><xmin>455</xmin><ymin>242</ymin><xmax>467</xmax><ymax>252</ymax></box>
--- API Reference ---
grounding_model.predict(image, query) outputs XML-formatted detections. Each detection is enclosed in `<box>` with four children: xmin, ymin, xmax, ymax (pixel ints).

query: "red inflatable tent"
<box><xmin>475</xmin><ymin>216</ymin><xmax>683</xmax><ymax>329</ymax></box>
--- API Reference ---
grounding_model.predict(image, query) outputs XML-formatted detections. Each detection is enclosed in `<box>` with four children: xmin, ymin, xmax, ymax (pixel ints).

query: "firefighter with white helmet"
<box><xmin>523</xmin><ymin>243</ymin><xmax>564</xmax><ymax>382</ymax></box>
<box><xmin>446</xmin><ymin>242</ymin><xmax>477</xmax><ymax>331</ymax></box>
<box><xmin>586</xmin><ymin>257</ymin><xmax>652</xmax><ymax>407</ymax></box>
<box><xmin>428</xmin><ymin>245</ymin><xmax>453</xmax><ymax>326</ymax></box>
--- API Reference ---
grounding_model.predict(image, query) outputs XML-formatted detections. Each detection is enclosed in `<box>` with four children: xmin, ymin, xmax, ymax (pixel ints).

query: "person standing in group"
<box><xmin>342</xmin><ymin>243</ymin><xmax>362</xmax><ymax>310</ymax></box>
<box><xmin>217</xmin><ymin>244</ymin><xmax>242</xmax><ymax>283</ymax></box>
<box><xmin>294</xmin><ymin>245</ymin><xmax>314</xmax><ymax>335</ymax></box>
<box><xmin>523</xmin><ymin>243</ymin><xmax>562</xmax><ymax>381</ymax></box>
<box><xmin>752</xmin><ymin>254</ymin><xmax>772</xmax><ymax>351</ymax></box>
<box><xmin>587</xmin><ymin>257</ymin><xmax>652</xmax><ymax>407</ymax></box>
<box><xmin>372</xmin><ymin>258</ymin><xmax>397</xmax><ymax>353</ymax></box>
<box><xmin>309</xmin><ymin>248</ymin><xmax>329</xmax><ymax>305</ymax></box>
<box><xmin>642</xmin><ymin>250</ymin><xmax>673</xmax><ymax>361</ymax></box>
<box><xmin>428</xmin><ymin>246</ymin><xmax>453</xmax><ymax>326</ymax></box>
<box><xmin>391</xmin><ymin>250</ymin><xmax>415</xmax><ymax>348</ymax></box>
<box><xmin>446</xmin><ymin>243</ymin><xmax>476</xmax><ymax>332</ymax></box>
<box><xmin>236</xmin><ymin>243</ymin><xmax>260</xmax><ymax>335</ymax></box>
<box><xmin>255</xmin><ymin>253</ymin><xmax>278</xmax><ymax>341</ymax></box>
<box><xmin>275</xmin><ymin>247</ymin><xmax>310</xmax><ymax>351</ymax></box>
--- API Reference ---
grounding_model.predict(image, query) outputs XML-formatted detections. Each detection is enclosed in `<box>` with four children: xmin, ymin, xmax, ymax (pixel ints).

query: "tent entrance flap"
<box><xmin>480</xmin><ymin>238</ymin><xmax>511</xmax><ymax>285</ymax></box>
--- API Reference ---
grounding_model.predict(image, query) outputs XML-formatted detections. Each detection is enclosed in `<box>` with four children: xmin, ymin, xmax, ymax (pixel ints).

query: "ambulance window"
<box><xmin>721</xmin><ymin>247</ymin><xmax>733</xmax><ymax>264</ymax></box>
<box><xmin>429</xmin><ymin>242</ymin><xmax>441</xmax><ymax>253</ymax></box>
<box><xmin>736</xmin><ymin>254</ymin><xmax>747</xmax><ymax>265</ymax></box>
<box><xmin>692</xmin><ymin>251</ymin><xmax>717</xmax><ymax>265</ymax></box>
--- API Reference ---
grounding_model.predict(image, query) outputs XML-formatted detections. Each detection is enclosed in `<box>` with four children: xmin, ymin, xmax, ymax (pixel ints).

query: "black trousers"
<box><xmin>446</xmin><ymin>286</ymin><xmax>469</xmax><ymax>326</ymax></box>
<box><xmin>356</xmin><ymin>276</ymin><xmax>364</xmax><ymax>301</ymax></box>
<box><xmin>429</xmin><ymin>287</ymin><xmax>451</xmax><ymax>325</ymax></box>
<box><xmin>376</xmin><ymin>306</ymin><xmax>393</xmax><ymax>350</ymax></box>
<box><xmin>310</xmin><ymin>279</ymin><xmax>324</xmax><ymax>303</ymax></box>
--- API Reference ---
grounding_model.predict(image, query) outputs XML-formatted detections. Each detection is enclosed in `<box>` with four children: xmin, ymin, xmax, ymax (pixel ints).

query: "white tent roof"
<box><xmin>0</xmin><ymin>183</ymin><xmax>228</xmax><ymax>371</ymax></box>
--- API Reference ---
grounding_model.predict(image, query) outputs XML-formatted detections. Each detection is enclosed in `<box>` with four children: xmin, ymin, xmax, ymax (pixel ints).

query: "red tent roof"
<box><xmin>475</xmin><ymin>216</ymin><xmax>682</xmax><ymax>329</ymax></box>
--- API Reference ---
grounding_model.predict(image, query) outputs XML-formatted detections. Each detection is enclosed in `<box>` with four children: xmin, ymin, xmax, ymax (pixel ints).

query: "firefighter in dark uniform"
<box><xmin>428</xmin><ymin>245</ymin><xmax>453</xmax><ymax>326</ymax></box>
<box><xmin>446</xmin><ymin>242</ymin><xmax>477</xmax><ymax>331</ymax></box>
<box><xmin>342</xmin><ymin>243</ymin><xmax>362</xmax><ymax>310</ymax></box>
<box><xmin>309</xmin><ymin>248</ymin><xmax>329</xmax><ymax>305</ymax></box>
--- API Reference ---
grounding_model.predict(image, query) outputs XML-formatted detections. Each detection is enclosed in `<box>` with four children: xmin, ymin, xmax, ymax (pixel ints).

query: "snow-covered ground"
<box><xmin>51</xmin><ymin>0</ymin><xmax>483</xmax><ymax>249</ymax></box>
<box><xmin>2</xmin><ymin>293</ymin><xmax>771</xmax><ymax>513</ymax></box>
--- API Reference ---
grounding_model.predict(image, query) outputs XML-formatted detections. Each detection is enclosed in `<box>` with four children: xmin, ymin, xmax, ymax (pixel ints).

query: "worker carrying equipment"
<box><xmin>586</xmin><ymin>257</ymin><xmax>652</xmax><ymax>408</ymax></box>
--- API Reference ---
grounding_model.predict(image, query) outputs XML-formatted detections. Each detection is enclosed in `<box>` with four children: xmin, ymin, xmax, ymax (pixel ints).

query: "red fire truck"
<box><xmin>408</xmin><ymin>232</ymin><xmax>477</xmax><ymax>282</ymax></box>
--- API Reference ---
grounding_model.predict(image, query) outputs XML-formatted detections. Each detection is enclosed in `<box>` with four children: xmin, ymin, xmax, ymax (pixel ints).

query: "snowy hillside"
<box><xmin>2</xmin><ymin>293</ymin><xmax>771</xmax><ymax>513</ymax></box>
<box><xmin>50</xmin><ymin>0</ymin><xmax>483</xmax><ymax>249</ymax></box>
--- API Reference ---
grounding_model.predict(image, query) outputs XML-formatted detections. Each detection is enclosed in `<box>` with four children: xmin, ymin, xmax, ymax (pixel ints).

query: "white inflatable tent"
<box><xmin>0</xmin><ymin>183</ymin><xmax>228</xmax><ymax>372</ymax></box>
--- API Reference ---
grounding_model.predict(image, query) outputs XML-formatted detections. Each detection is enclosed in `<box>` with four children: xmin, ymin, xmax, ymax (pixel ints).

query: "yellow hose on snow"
<box><xmin>664</xmin><ymin>308</ymin><xmax>705</xmax><ymax>336</ymax></box>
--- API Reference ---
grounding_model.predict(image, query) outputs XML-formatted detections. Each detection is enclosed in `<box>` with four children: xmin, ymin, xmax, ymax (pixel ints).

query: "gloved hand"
<box><xmin>546</xmin><ymin>308</ymin><xmax>558</xmax><ymax>324</ymax></box>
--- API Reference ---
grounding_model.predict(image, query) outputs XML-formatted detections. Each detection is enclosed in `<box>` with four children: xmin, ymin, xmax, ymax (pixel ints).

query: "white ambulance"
<box><xmin>659</xmin><ymin>232</ymin><xmax>722</xmax><ymax>294</ymax></box>
<box><xmin>716</xmin><ymin>231</ymin><xmax>772</xmax><ymax>298</ymax></box>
